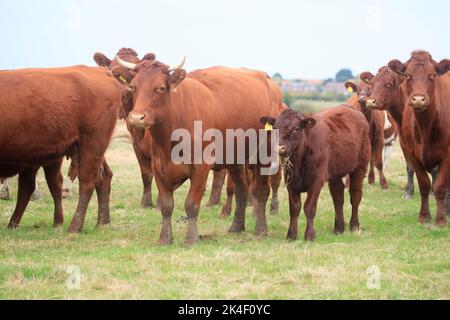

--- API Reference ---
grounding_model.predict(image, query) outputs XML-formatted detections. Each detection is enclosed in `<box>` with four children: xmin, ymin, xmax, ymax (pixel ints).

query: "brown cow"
<box><xmin>364</xmin><ymin>51</ymin><xmax>450</xmax><ymax>225</ymax></box>
<box><xmin>0</xmin><ymin>65</ymin><xmax>121</xmax><ymax>231</ymax></box>
<box><xmin>94</xmin><ymin>48</ymin><xmax>228</xmax><ymax>210</ymax></box>
<box><xmin>113</xmin><ymin>56</ymin><xmax>284</xmax><ymax>245</ymax></box>
<box><xmin>260</xmin><ymin>106</ymin><xmax>370</xmax><ymax>241</ymax></box>
<box><xmin>345</xmin><ymin>81</ymin><xmax>389</xmax><ymax>189</ymax></box>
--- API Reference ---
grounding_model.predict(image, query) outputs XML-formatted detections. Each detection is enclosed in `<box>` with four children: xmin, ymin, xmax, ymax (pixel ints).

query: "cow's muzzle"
<box><xmin>409</xmin><ymin>95</ymin><xmax>429</xmax><ymax>110</ymax></box>
<box><xmin>275</xmin><ymin>145</ymin><xmax>287</xmax><ymax>155</ymax></box>
<box><xmin>366</xmin><ymin>99</ymin><xmax>377</xmax><ymax>109</ymax></box>
<box><xmin>129</xmin><ymin>113</ymin><xmax>148</xmax><ymax>129</ymax></box>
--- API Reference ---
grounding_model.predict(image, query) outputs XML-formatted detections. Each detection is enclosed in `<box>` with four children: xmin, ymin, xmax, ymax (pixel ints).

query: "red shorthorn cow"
<box><xmin>0</xmin><ymin>65</ymin><xmax>121</xmax><ymax>231</ymax></box>
<box><xmin>113</xmin><ymin>56</ymin><xmax>284</xmax><ymax>245</ymax></box>
<box><xmin>364</xmin><ymin>51</ymin><xmax>450</xmax><ymax>226</ymax></box>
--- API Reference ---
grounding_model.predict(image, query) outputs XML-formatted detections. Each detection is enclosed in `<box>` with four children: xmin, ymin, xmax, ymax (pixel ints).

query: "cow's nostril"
<box><xmin>139</xmin><ymin>114</ymin><xmax>146</xmax><ymax>120</ymax></box>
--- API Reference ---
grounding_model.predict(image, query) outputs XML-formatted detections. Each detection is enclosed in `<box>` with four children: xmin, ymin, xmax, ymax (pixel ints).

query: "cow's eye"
<box><xmin>155</xmin><ymin>86</ymin><xmax>168</xmax><ymax>93</ymax></box>
<box><xmin>386</xmin><ymin>82</ymin><xmax>393</xmax><ymax>88</ymax></box>
<box><xmin>429</xmin><ymin>73</ymin><xmax>437</xmax><ymax>80</ymax></box>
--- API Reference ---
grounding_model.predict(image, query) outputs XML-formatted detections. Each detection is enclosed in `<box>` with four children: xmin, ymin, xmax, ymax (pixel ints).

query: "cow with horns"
<box><xmin>113</xmin><ymin>54</ymin><xmax>284</xmax><ymax>245</ymax></box>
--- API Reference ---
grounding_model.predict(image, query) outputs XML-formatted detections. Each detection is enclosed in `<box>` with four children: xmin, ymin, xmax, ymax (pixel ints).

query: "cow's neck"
<box><xmin>388</xmin><ymin>89</ymin><xmax>407</xmax><ymax>128</ymax></box>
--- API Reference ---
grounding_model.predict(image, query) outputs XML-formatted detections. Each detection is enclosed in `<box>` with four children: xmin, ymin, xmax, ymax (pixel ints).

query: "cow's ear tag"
<box><xmin>265</xmin><ymin>123</ymin><xmax>273</xmax><ymax>131</ymax></box>
<box><xmin>347</xmin><ymin>86</ymin><xmax>354</xmax><ymax>93</ymax></box>
<box><xmin>119</xmin><ymin>75</ymin><xmax>128</xmax><ymax>84</ymax></box>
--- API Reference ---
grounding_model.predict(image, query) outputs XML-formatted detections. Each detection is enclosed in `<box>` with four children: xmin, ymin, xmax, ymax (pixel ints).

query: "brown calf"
<box><xmin>261</xmin><ymin>106</ymin><xmax>370</xmax><ymax>241</ymax></box>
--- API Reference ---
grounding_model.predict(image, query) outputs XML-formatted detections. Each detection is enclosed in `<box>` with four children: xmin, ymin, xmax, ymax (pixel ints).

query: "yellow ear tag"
<box><xmin>119</xmin><ymin>75</ymin><xmax>128</xmax><ymax>84</ymax></box>
<box><xmin>265</xmin><ymin>123</ymin><xmax>273</xmax><ymax>131</ymax></box>
<box><xmin>347</xmin><ymin>87</ymin><xmax>354</xmax><ymax>93</ymax></box>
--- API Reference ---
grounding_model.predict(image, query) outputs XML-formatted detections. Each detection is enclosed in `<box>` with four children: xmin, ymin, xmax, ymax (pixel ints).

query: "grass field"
<box><xmin>0</xmin><ymin>121</ymin><xmax>449</xmax><ymax>300</ymax></box>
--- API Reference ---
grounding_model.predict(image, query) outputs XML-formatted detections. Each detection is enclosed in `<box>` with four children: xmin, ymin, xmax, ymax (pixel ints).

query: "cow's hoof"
<box><xmin>7</xmin><ymin>223</ymin><xmax>18</xmax><ymax>230</ymax></box>
<box><xmin>158</xmin><ymin>238</ymin><xmax>173</xmax><ymax>246</ymax></box>
<box><xmin>418</xmin><ymin>215</ymin><xmax>432</xmax><ymax>225</ymax></box>
<box><xmin>184</xmin><ymin>237</ymin><xmax>199</xmax><ymax>247</ymax></box>
<box><xmin>287</xmin><ymin>233</ymin><xmax>298</xmax><ymax>241</ymax></box>
<box><xmin>140</xmin><ymin>194</ymin><xmax>154</xmax><ymax>209</ymax></box>
<box><xmin>228</xmin><ymin>224</ymin><xmax>245</xmax><ymax>233</ymax></box>
<box><xmin>254</xmin><ymin>228</ymin><xmax>268</xmax><ymax>238</ymax></box>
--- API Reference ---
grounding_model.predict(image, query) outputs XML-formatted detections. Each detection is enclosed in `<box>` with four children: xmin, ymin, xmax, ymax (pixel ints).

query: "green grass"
<box><xmin>0</xmin><ymin>124</ymin><xmax>449</xmax><ymax>300</ymax></box>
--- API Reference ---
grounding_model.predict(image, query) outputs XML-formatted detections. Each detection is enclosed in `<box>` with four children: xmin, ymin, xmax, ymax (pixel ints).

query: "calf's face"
<box><xmin>388</xmin><ymin>51</ymin><xmax>450</xmax><ymax>112</ymax></box>
<box><xmin>260</xmin><ymin>110</ymin><xmax>316</xmax><ymax>157</ymax></box>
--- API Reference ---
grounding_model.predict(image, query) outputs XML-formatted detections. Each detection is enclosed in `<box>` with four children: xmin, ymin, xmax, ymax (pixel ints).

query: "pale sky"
<box><xmin>0</xmin><ymin>0</ymin><xmax>448</xmax><ymax>79</ymax></box>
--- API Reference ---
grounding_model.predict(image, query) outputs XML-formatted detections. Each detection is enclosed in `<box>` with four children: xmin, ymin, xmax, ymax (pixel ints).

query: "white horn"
<box><xmin>115</xmin><ymin>55</ymin><xmax>137</xmax><ymax>70</ymax></box>
<box><xmin>168</xmin><ymin>56</ymin><xmax>186</xmax><ymax>72</ymax></box>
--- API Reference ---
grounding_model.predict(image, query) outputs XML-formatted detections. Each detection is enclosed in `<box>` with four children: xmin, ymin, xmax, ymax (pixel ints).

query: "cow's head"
<box><xmin>363</xmin><ymin>66</ymin><xmax>404</xmax><ymax>111</ymax></box>
<box><xmin>345</xmin><ymin>80</ymin><xmax>371</xmax><ymax>105</ymax></box>
<box><xmin>260</xmin><ymin>109</ymin><xmax>316</xmax><ymax>157</ymax></box>
<box><xmin>113</xmin><ymin>56</ymin><xmax>187</xmax><ymax>129</ymax></box>
<box><xmin>388</xmin><ymin>51</ymin><xmax>450</xmax><ymax>112</ymax></box>
<box><xmin>93</xmin><ymin>48</ymin><xmax>156</xmax><ymax>118</ymax></box>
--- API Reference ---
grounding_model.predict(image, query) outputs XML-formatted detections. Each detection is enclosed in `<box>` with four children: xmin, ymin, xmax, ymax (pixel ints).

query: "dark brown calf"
<box><xmin>261</xmin><ymin>106</ymin><xmax>370</xmax><ymax>241</ymax></box>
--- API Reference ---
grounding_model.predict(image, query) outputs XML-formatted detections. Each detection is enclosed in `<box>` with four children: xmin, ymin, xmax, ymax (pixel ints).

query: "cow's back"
<box><xmin>316</xmin><ymin>105</ymin><xmax>370</xmax><ymax>179</ymax></box>
<box><xmin>185</xmin><ymin>67</ymin><xmax>283</xmax><ymax>130</ymax></box>
<box><xmin>0</xmin><ymin>66</ymin><xmax>122</xmax><ymax>164</ymax></box>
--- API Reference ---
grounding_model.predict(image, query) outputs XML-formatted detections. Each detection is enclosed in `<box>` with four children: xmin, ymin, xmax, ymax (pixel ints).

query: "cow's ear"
<box><xmin>142</xmin><ymin>53</ymin><xmax>156</xmax><ymax>62</ymax></box>
<box><xmin>168</xmin><ymin>69</ymin><xmax>187</xmax><ymax>91</ymax></box>
<box><xmin>299</xmin><ymin>118</ymin><xmax>316</xmax><ymax>130</ymax></box>
<box><xmin>111</xmin><ymin>66</ymin><xmax>136</xmax><ymax>87</ymax></box>
<box><xmin>388</xmin><ymin>59</ymin><xmax>407</xmax><ymax>77</ymax></box>
<box><xmin>436</xmin><ymin>59</ymin><xmax>450</xmax><ymax>76</ymax></box>
<box><xmin>345</xmin><ymin>81</ymin><xmax>358</xmax><ymax>94</ymax></box>
<box><xmin>259</xmin><ymin>116</ymin><xmax>276</xmax><ymax>126</ymax></box>
<box><xmin>360</xmin><ymin>72</ymin><xmax>375</xmax><ymax>85</ymax></box>
<box><xmin>93</xmin><ymin>52</ymin><xmax>112</xmax><ymax>67</ymax></box>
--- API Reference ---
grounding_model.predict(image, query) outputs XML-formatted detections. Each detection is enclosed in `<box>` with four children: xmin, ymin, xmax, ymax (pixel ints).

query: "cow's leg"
<box><xmin>68</xmin><ymin>137</ymin><xmax>110</xmax><ymax>233</ymax></box>
<box><xmin>373</xmin><ymin>142</ymin><xmax>388</xmax><ymax>190</ymax></box>
<box><xmin>8</xmin><ymin>169</ymin><xmax>38</xmax><ymax>229</ymax></box>
<box><xmin>287</xmin><ymin>188</ymin><xmax>301</xmax><ymax>240</ymax></box>
<box><xmin>140</xmin><ymin>161</ymin><xmax>154</xmax><ymax>209</ymax></box>
<box><xmin>404</xmin><ymin>162</ymin><xmax>415</xmax><ymax>200</ymax></box>
<box><xmin>252</xmin><ymin>171</ymin><xmax>270</xmax><ymax>237</ymax></box>
<box><xmin>410</xmin><ymin>160</ymin><xmax>432</xmax><ymax>224</ymax></box>
<box><xmin>184</xmin><ymin>168</ymin><xmax>209</xmax><ymax>246</ymax></box>
<box><xmin>220</xmin><ymin>173</ymin><xmax>234</xmax><ymax>219</ymax></box>
<box><xmin>207</xmin><ymin>169</ymin><xmax>226</xmax><ymax>207</ymax></box>
<box><xmin>349</xmin><ymin>169</ymin><xmax>366</xmax><ymax>232</ymax></box>
<box><xmin>43</xmin><ymin>160</ymin><xmax>64</xmax><ymax>227</ymax></box>
<box><xmin>303</xmin><ymin>180</ymin><xmax>324</xmax><ymax>241</ymax></box>
<box><xmin>96</xmin><ymin>160</ymin><xmax>113</xmax><ymax>227</ymax></box>
<box><xmin>269</xmin><ymin>169</ymin><xmax>282</xmax><ymax>215</ymax></box>
<box><xmin>228</xmin><ymin>166</ymin><xmax>249</xmax><ymax>233</ymax></box>
<box><xmin>432</xmin><ymin>164</ymin><xmax>449</xmax><ymax>227</ymax></box>
<box><xmin>368</xmin><ymin>160</ymin><xmax>375</xmax><ymax>185</ymax></box>
<box><xmin>329</xmin><ymin>178</ymin><xmax>345</xmax><ymax>235</ymax></box>
<box><xmin>133</xmin><ymin>146</ymin><xmax>154</xmax><ymax>209</ymax></box>
<box><xmin>153</xmin><ymin>171</ymin><xmax>174</xmax><ymax>245</ymax></box>
<box><xmin>0</xmin><ymin>178</ymin><xmax>10</xmax><ymax>200</ymax></box>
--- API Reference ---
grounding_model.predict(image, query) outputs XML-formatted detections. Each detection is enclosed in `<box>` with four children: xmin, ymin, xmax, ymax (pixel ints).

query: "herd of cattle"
<box><xmin>0</xmin><ymin>48</ymin><xmax>448</xmax><ymax>244</ymax></box>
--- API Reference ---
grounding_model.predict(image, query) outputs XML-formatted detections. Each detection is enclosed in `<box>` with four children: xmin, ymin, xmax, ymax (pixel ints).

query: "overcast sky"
<box><xmin>0</xmin><ymin>0</ymin><xmax>448</xmax><ymax>79</ymax></box>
